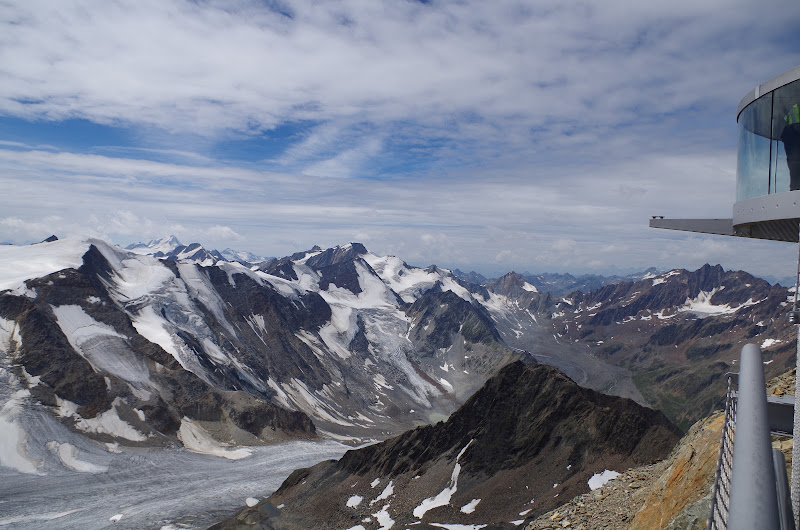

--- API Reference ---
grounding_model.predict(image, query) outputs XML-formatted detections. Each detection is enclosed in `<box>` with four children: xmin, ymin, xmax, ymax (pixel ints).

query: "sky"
<box><xmin>2</xmin><ymin>0</ymin><xmax>800</xmax><ymax>281</ymax></box>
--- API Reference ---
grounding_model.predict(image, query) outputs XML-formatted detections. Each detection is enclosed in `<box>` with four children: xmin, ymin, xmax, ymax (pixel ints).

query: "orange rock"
<box><xmin>629</xmin><ymin>413</ymin><xmax>723</xmax><ymax>529</ymax></box>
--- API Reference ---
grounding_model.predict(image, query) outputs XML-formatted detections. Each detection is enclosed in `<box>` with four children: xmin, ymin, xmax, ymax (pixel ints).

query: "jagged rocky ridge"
<box><xmin>0</xmin><ymin>237</ymin><xmax>523</xmax><ymax>468</ymax></box>
<box><xmin>215</xmin><ymin>360</ymin><xmax>682</xmax><ymax>529</ymax></box>
<box><xmin>542</xmin><ymin>264</ymin><xmax>795</xmax><ymax>429</ymax></box>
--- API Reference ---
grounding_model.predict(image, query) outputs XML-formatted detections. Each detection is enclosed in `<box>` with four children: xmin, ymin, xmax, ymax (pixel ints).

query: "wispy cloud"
<box><xmin>0</xmin><ymin>0</ymin><xmax>798</xmax><ymax>278</ymax></box>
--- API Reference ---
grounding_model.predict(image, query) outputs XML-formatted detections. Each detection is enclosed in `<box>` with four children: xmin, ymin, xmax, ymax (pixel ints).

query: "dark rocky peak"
<box><xmin>407</xmin><ymin>289</ymin><xmax>500</xmax><ymax>349</ymax></box>
<box><xmin>285</xmin><ymin>245</ymin><xmax>322</xmax><ymax>262</ymax></box>
<box><xmin>153</xmin><ymin>242</ymin><xmax>232</xmax><ymax>264</ymax></box>
<box><xmin>425</xmin><ymin>264</ymin><xmax>445</xmax><ymax>275</ymax></box>
<box><xmin>38</xmin><ymin>235</ymin><xmax>59</xmax><ymax>244</ymax></box>
<box><xmin>452</xmin><ymin>268</ymin><xmax>489</xmax><ymax>285</ymax></box>
<box><xmin>77</xmin><ymin>244</ymin><xmax>118</xmax><ymax>292</ymax></box>
<box><xmin>687</xmin><ymin>263</ymin><xmax>726</xmax><ymax>295</ymax></box>
<box><xmin>236</xmin><ymin>362</ymin><xmax>681</xmax><ymax>529</ymax></box>
<box><xmin>638</xmin><ymin>266</ymin><xmax>660</xmax><ymax>277</ymax></box>
<box><xmin>304</xmin><ymin>242</ymin><xmax>368</xmax><ymax>270</ymax></box>
<box><xmin>316</xmin><ymin>258</ymin><xmax>365</xmax><ymax>294</ymax></box>
<box><xmin>338</xmin><ymin>361</ymin><xmax>680</xmax><ymax>478</ymax></box>
<box><xmin>485</xmin><ymin>271</ymin><xmax>538</xmax><ymax>297</ymax></box>
<box><xmin>258</xmin><ymin>259</ymin><xmax>298</xmax><ymax>280</ymax></box>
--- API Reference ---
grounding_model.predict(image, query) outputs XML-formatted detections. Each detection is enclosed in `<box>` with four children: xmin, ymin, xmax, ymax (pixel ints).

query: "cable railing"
<box><xmin>708</xmin><ymin>344</ymin><xmax>795</xmax><ymax>530</ymax></box>
<box><xmin>708</xmin><ymin>373</ymin><xmax>736</xmax><ymax>529</ymax></box>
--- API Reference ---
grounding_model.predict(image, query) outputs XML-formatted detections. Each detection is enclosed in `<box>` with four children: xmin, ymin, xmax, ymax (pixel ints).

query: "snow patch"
<box><xmin>460</xmin><ymin>499</ymin><xmax>481</xmax><ymax>514</ymax></box>
<box><xmin>588</xmin><ymin>469</ymin><xmax>621</xmax><ymax>490</ymax></box>
<box><xmin>413</xmin><ymin>440</ymin><xmax>473</xmax><ymax>519</ymax></box>
<box><xmin>428</xmin><ymin>523</ymin><xmax>489</xmax><ymax>530</ymax></box>
<box><xmin>72</xmin><ymin>399</ymin><xmax>147</xmax><ymax>442</ymax></box>
<box><xmin>347</xmin><ymin>495</ymin><xmax>364</xmax><ymax>508</ymax></box>
<box><xmin>372</xmin><ymin>504</ymin><xmax>395</xmax><ymax>529</ymax></box>
<box><xmin>679</xmin><ymin>289</ymin><xmax>764</xmax><ymax>317</ymax></box>
<box><xmin>438</xmin><ymin>378</ymin><xmax>454</xmax><ymax>392</ymax></box>
<box><xmin>370</xmin><ymin>481</ymin><xmax>394</xmax><ymax>505</ymax></box>
<box><xmin>761</xmin><ymin>338</ymin><xmax>782</xmax><ymax>349</ymax></box>
<box><xmin>46</xmin><ymin>441</ymin><xmax>108</xmax><ymax>473</ymax></box>
<box><xmin>177</xmin><ymin>418</ymin><xmax>252</xmax><ymax>460</ymax></box>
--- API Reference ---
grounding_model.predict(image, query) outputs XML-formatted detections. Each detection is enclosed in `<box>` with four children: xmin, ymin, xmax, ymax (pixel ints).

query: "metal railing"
<box><xmin>708</xmin><ymin>373</ymin><xmax>737</xmax><ymax>529</ymax></box>
<box><xmin>708</xmin><ymin>344</ymin><xmax>795</xmax><ymax>530</ymax></box>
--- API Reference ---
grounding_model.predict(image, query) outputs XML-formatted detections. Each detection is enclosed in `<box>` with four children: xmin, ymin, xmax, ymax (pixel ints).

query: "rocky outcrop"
<box><xmin>524</xmin><ymin>412</ymin><xmax>723</xmax><ymax>530</ymax></box>
<box><xmin>214</xmin><ymin>361</ymin><xmax>681</xmax><ymax>529</ymax></box>
<box><xmin>525</xmin><ymin>368</ymin><xmax>798</xmax><ymax>530</ymax></box>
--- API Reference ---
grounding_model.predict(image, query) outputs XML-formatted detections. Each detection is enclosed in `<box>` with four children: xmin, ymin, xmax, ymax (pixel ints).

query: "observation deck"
<box><xmin>651</xmin><ymin>66</ymin><xmax>800</xmax><ymax>529</ymax></box>
<box><xmin>651</xmin><ymin>65</ymin><xmax>800</xmax><ymax>241</ymax></box>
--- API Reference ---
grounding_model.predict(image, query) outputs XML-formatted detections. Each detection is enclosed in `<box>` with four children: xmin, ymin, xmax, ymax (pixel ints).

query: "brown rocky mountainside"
<box><xmin>542</xmin><ymin>264</ymin><xmax>795</xmax><ymax>430</ymax></box>
<box><xmin>213</xmin><ymin>360</ymin><xmax>682</xmax><ymax>529</ymax></box>
<box><xmin>525</xmin><ymin>368</ymin><xmax>797</xmax><ymax>529</ymax></box>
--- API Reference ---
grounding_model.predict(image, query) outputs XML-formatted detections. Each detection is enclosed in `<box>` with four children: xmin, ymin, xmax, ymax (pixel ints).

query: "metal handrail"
<box><xmin>708</xmin><ymin>344</ymin><xmax>795</xmax><ymax>530</ymax></box>
<box><xmin>708</xmin><ymin>373</ymin><xmax>737</xmax><ymax>529</ymax></box>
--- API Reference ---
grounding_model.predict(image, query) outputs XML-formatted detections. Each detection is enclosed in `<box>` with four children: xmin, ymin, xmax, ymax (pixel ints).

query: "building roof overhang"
<box><xmin>651</xmin><ymin>191</ymin><xmax>800</xmax><ymax>242</ymax></box>
<box><xmin>737</xmin><ymin>65</ymin><xmax>800</xmax><ymax>120</ymax></box>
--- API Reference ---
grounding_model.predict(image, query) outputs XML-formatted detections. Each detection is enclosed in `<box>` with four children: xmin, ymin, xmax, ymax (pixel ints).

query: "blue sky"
<box><xmin>2</xmin><ymin>0</ymin><xmax>800</xmax><ymax>280</ymax></box>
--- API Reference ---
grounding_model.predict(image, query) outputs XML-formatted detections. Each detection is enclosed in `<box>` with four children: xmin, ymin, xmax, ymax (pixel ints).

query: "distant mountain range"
<box><xmin>125</xmin><ymin>236</ymin><xmax>272</xmax><ymax>266</ymax></box>
<box><xmin>0</xmin><ymin>235</ymin><xmax>793</xmax><ymax>485</ymax></box>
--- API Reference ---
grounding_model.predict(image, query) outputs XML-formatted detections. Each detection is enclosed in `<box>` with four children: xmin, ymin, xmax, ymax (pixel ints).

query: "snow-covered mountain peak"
<box><xmin>0</xmin><ymin>237</ymin><xmax>92</xmax><ymax>293</ymax></box>
<box><xmin>125</xmin><ymin>235</ymin><xmax>182</xmax><ymax>255</ymax></box>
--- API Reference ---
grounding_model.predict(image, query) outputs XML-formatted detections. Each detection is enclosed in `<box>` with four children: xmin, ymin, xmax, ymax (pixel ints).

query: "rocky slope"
<box><xmin>214</xmin><ymin>360</ymin><xmax>682</xmax><ymax>529</ymax></box>
<box><xmin>484</xmin><ymin>265</ymin><xmax>795</xmax><ymax>430</ymax></box>
<box><xmin>525</xmin><ymin>369</ymin><xmax>797</xmax><ymax>530</ymax></box>
<box><xmin>525</xmin><ymin>411</ymin><xmax>724</xmax><ymax>530</ymax></box>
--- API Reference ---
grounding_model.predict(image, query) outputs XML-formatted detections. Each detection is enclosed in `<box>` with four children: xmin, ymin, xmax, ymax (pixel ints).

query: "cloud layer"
<box><xmin>1</xmin><ymin>0</ymin><xmax>799</xmax><ymax>279</ymax></box>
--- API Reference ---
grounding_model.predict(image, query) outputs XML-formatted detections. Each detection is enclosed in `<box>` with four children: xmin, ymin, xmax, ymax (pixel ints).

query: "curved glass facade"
<box><xmin>737</xmin><ymin>78</ymin><xmax>800</xmax><ymax>201</ymax></box>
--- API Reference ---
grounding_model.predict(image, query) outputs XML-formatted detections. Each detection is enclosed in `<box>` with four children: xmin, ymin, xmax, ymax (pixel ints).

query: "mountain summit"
<box><xmin>216</xmin><ymin>360</ymin><xmax>681</xmax><ymax>528</ymax></box>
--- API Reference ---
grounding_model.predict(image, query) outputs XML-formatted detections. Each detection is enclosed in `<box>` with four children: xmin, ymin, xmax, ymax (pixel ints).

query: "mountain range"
<box><xmin>1</xmin><ymin>234</ymin><xmax>794</xmax><ymax>526</ymax></box>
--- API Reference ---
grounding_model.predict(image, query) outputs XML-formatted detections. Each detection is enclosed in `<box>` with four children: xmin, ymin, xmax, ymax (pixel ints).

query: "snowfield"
<box><xmin>0</xmin><ymin>238</ymin><xmax>91</xmax><ymax>293</ymax></box>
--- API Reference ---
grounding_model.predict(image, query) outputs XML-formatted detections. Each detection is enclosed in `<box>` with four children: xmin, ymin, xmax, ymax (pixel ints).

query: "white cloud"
<box><xmin>0</xmin><ymin>0</ymin><xmax>798</xmax><ymax>280</ymax></box>
<box><xmin>206</xmin><ymin>225</ymin><xmax>243</xmax><ymax>242</ymax></box>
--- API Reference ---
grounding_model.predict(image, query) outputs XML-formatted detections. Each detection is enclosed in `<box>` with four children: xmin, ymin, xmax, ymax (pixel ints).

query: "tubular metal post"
<box><xmin>775</xmin><ymin>449</ymin><xmax>796</xmax><ymax>530</ymax></box>
<box><xmin>793</xmin><ymin>323</ymin><xmax>800</xmax><ymax>528</ymax></box>
<box><xmin>728</xmin><ymin>344</ymin><xmax>780</xmax><ymax>530</ymax></box>
<box><xmin>792</xmin><ymin>219</ymin><xmax>800</xmax><ymax>528</ymax></box>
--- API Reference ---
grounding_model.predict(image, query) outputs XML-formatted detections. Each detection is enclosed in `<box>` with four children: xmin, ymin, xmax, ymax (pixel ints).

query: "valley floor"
<box><xmin>0</xmin><ymin>440</ymin><xmax>348</xmax><ymax>530</ymax></box>
<box><xmin>499</xmin><ymin>322</ymin><xmax>647</xmax><ymax>407</ymax></box>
